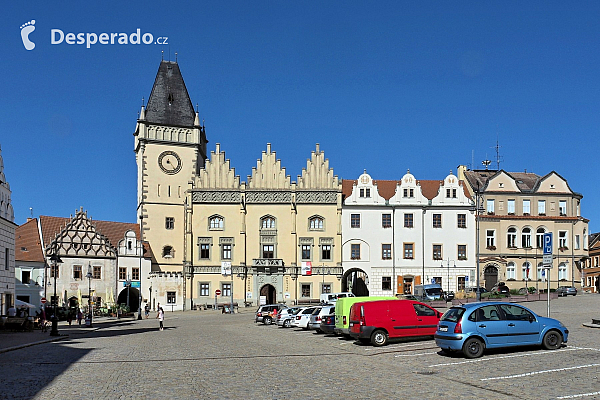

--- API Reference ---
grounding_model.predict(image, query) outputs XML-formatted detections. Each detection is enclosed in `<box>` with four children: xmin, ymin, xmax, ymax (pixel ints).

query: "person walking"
<box><xmin>156</xmin><ymin>307</ymin><xmax>164</xmax><ymax>331</ymax></box>
<box><xmin>77</xmin><ymin>309</ymin><xmax>83</xmax><ymax>326</ymax></box>
<box><xmin>144</xmin><ymin>304</ymin><xmax>149</xmax><ymax>319</ymax></box>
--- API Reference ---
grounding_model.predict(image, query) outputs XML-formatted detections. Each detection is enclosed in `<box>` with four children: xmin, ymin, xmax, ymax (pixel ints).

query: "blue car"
<box><xmin>434</xmin><ymin>302</ymin><xmax>568</xmax><ymax>358</ymax></box>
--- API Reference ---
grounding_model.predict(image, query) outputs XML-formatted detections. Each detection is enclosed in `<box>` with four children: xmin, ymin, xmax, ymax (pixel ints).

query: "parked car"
<box><xmin>319</xmin><ymin>292</ymin><xmax>355</xmax><ymax>304</ymax></box>
<box><xmin>349</xmin><ymin>299</ymin><xmax>442</xmax><ymax>346</ymax></box>
<box><xmin>292</xmin><ymin>306</ymin><xmax>319</xmax><ymax>329</ymax></box>
<box><xmin>276</xmin><ymin>307</ymin><xmax>302</xmax><ymax>328</ymax></box>
<box><xmin>492</xmin><ymin>283</ymin><xmax>510</xmax><ymax>295</ymax></box>
<box><xmin>254</xmin><ymin>304</ymin><xmax>287</xmax><ymax>325</ymax></box>
<box><xmin>469</xmin><ymin>287</ymin><xmax>489</xmax><ymax>294</ymax></box>
<box><xmin>556</xmin><ymin>286</ymin><xmax>577</xmax><ymax>297</ymax></box>
<box><xmin>334</xmin><ymin>296</ymin><xmax>396</xmax><ymax>336</ymax></box>
<box><xmin>414</xmin><ymin>284</ymin><xmax>444</xmax><ymax>301</ymax></box>
<box><xmin>434</xmin><ymin>302</ymin><xmax>569</xmax><ymax>358</ymax></box>
<box><xmin>320</xmin><ymin>312</ymin><xmax>336</xmax><ymax>335</ymax></box>
<box><xmin>309</xmin><ymin>305</ymin><xmax>335</xmax><ymax>332</ymax></box>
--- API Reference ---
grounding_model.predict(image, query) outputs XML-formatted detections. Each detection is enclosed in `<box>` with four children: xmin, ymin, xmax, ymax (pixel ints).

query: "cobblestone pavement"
<box><xmin>0</xmin><ymin>295</ymin><xmax>599</xmax><ymax>400</ymax></box>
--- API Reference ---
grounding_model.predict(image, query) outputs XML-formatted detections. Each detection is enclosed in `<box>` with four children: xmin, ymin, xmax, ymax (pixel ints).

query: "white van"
<box><xmin>319</xmin><ymin>292</ymin><xmax>355</xmax><ymax>304</ymax></box>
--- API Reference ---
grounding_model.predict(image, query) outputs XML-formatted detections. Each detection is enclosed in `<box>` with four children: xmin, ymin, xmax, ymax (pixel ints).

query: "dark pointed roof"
<box><xmin>145</xmin><ymin>61</ymin><xmax>195</xmax><ymax>127</ymax></box>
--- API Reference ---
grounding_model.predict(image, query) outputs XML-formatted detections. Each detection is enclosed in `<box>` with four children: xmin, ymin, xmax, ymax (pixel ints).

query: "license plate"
<box><xmin>440</xmin><ymin>326</ymin><xmax>448</xmax><ymax>332</ymax></box>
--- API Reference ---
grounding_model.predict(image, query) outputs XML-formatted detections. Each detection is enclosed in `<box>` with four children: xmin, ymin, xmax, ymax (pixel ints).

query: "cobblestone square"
<box><xmin>1</xmin><ymin>295</ymin><xmax>599</xmax><ymax>400</ymax></box>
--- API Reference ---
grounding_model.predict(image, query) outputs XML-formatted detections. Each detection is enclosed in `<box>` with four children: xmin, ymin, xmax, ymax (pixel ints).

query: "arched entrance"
<box><xmin>117</xmin><ymin>287</ymin><xmax>140</xmax><ymax>311</ymax></box>
<box><xmin>68</xmin><ymin>296</ymin><xmax>79</xmax><ymax>308</ymax></box>
<box><xmin>341</xmin><ymin>268</ymin><xmax>369</xmax><ymax>296</ymax></box>
<box><xmin>484</xmin><ymin>265</ymin><xmax>499</xmax><ymax>291</ymax></box>
<box><xmin>259</xmin><ymin>284</ymin><xmax>276</xmax><ymax>305</ymax></box>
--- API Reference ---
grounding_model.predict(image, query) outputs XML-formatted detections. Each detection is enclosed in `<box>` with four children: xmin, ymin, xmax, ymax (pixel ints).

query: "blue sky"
<box><xmin>2</xmin><ymin>2</ymin><xmax>599</xmax><ymax>231</ymax></box>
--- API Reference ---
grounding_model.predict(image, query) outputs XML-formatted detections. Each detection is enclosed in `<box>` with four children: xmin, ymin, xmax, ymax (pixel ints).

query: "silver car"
<box><xmin>276</xmin><ymin>307</ymin><xmax>302</xmax><ymax>328</ymax></box>
<box><xmin>309</xmin><ymin>305</ymin><xmax>335</xmax><ymax>332</ymax></box>
<box><xmin>556</xmin><ymin>286</ymin><xmax>577</xmax><ymax>297</ymax></box>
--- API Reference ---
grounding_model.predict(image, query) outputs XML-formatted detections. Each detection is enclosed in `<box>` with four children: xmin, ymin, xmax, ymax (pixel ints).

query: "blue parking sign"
<box><xmin>543</xmin><ymin>233</ymin><xmax>553</xmax><ymax>255</ymax></box>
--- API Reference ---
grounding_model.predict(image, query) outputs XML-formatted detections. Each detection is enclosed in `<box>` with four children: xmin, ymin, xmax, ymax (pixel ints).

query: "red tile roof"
<box><xmin>15</xmin><ymin>218</ymin><xmax>44</xmax><ymax>263</ymax></box>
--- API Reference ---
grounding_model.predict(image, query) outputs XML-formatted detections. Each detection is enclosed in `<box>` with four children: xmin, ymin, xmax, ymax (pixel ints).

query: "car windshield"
<box><xmin>426</xmin><ymin>288</ymin><xmax>444</xmax><ymax>296</ymax></box>
<box><xmin>441</xmin><ymin>307</ymin><xmax>465</xmax><ymax>323</ymax></box>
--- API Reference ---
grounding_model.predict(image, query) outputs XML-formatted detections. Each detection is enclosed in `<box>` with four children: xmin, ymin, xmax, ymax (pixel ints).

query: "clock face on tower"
<box><xmin>158</xmin><ymin>151</ymin><xmax>182</xmax><ymax>174</ymax></box>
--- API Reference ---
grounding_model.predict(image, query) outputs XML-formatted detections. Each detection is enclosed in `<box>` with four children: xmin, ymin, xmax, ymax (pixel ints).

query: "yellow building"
<box><xmin>135</xmin><ymin>61</ymin><xmax>342</xmax><ymax>309</ymax></box>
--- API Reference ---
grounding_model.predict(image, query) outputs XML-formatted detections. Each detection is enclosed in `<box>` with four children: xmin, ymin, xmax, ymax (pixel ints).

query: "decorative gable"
<box><xmin>247</xmin><ymin>143</ymin><xmax>291</xmax><ymax>189</ymax></box>
<box><xmin>389</xmin><ymin>170</ymin><xmax>428</xmax><ymax>205</ymax></box>
<box><xmin>486</xmin><ymin>171</ymin><xmax>520</xmax><ymax>192</ymax></box>
<box><xmin>432</xmin><ymin>172</ymin><xmax>472</xmax><ymax>205</ymax></box>
<box><xmin>46</xmin><ymin>208</ymin><xmax>116</xmax><ymax>258</ymax></box>
<box><xmin>536</xmin><ymin>172</ymin><xmax>571</xmax><ymax>193</ymax></box>
<box><xmin>196</xmin><ymin>143</ymin><xmax>241</xmax><ymax>189</ymax></box>
<box><xmin>345</xmin><ymin>171</ymin><xmax>386</xmax><ymax>205</ymax></box>
<box><xmin>296</xmin><ymin>144</ymin><xmax>340</xmax><ymax>190</ymax></box>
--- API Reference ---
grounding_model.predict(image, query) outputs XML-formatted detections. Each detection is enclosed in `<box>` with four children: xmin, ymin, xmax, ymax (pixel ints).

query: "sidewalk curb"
<box><xmin>0</xmin><ymin>335</ymin><xmax>69</xmax><ymax>354</ymax></box>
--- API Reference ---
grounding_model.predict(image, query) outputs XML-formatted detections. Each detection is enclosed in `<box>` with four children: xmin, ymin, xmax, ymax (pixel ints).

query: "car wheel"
<box><xmin>283</xmin><ymin>319</ymin><xmax>291</xmax><ymax>328</ymax></box>
<box><xmin>463</xmin><ymin>337</ymin><xmax>484</xmax><ymax>359</ymax></box>
<box><xmin>371</xmin><ymin>329</ymin><xmax>388</xmax><ymax>347</ymax></box>
<box><xmin>542</xmin><ymin>330</ymin><xmax>562</xmax><ymax>350</ymax></box>
<box><xmin>263</xmin><ymin>317</ymin><xmax>272</xmax><ymax>325</ymax></box>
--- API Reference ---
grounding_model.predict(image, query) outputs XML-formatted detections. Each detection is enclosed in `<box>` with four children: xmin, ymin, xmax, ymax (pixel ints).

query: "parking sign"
<box><xmin>543</xmin><ymin>232</ymin><xmax>553</xmax><ymax>255</ymax></box>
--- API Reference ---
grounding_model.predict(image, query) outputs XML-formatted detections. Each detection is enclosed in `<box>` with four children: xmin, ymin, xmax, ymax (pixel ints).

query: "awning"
<box><xmin>15</xmin><ymin>299</ymin><xmax>37</xmax><ymax>309</ymax></box>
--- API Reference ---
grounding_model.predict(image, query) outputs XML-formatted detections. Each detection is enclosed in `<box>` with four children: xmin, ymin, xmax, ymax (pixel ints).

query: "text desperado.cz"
<box><xmin>51</xmin><ymin>29</ymin><xmax>167</xmax><ymax>48</ymax></box>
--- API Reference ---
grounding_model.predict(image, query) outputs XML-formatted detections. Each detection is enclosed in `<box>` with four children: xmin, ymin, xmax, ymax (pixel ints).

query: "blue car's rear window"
<box><xmin>441</xmin><ymin>307</ymin><xmax>465</xmax><ymax>323</ymax></box>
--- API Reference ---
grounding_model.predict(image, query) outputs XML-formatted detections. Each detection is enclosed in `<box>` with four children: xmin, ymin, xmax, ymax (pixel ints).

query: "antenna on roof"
<box><xmin>175</xmin><ymin>52</ymin><xmax>178</xmax><ymax>62</ymax></box>
<box><xmin>482</xmin><ymin>159</ymin><xmax>491</xmax><ymax>170</ymax></box>
<box><xmin>161</xmin><ymin>50</ymin><xmax>164</xmax><ymax>61</ymax></box>
<box><xmin>30</xmin><ymin>207</ymin><xmax>33</xmax><ymax>218</ymax></box>
<box><xmin>492</xmin><ymin>137</ymin><xmax>503</xmax><ymax>170</ymax></box>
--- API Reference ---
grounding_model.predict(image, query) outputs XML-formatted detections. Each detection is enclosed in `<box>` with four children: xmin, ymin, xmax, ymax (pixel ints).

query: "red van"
<box><xmin>349</xmin><ymin>299</ymin><xmax>442</xmax><ymax>346</ymax></box>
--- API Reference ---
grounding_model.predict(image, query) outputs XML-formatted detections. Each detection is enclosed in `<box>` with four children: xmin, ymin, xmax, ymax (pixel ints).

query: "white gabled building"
<box><xmin>341</xmin><ymin>170</ymin><xmax>476</xmax><ymax>297</ymax></box>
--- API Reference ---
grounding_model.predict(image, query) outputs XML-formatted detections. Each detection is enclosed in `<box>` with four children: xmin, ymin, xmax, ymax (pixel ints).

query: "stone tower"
<box><xmin>134</xmin><ymin>61</ymin><xmax>208</xmax><ymax>274</ymax></box>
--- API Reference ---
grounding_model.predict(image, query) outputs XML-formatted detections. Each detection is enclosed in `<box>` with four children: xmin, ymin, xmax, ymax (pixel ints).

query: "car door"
<box><xmin>389</xmin><ymin>301</ymin><xmax>419</xmax><ymax>337</ymax></box>
<box><xmin>413</xmin><ymin>303</ymin><xmax>440</xmax><ymax>336</ymax></box>
<box><xmin>498</xmin><ymin>304</ymin><xmax>540</xmax><ymax>345</ymax></box>
<box><xmin>471</xmin><ymin>305</ymin><xmax>507</xmax><ymax>347</ymax></box>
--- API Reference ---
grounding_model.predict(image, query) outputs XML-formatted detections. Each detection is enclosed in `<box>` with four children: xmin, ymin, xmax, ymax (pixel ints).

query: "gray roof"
<box><xmin>145</xmin><ymin>61</ymin><xmax>195</xmax><ymax>127</ymax></box>
<box><xmin>464</xmin><ymin>170</ymin><xmax>541</xmax><ymax>192</ymax></box>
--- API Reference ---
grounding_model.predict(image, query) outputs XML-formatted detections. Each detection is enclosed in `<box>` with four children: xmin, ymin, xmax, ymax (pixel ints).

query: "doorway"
<box><xmin>341</xmin><ymin>268</ymin><xmax>369</xmax><ymax>296</ymax></box>
<box><xmin>484</xmin><ymin>265</ymin><xmax>499</xmax><ymax>291</ymax></box>
<box><xmin>259</xmin><ymin>284</ymin><xmax>276</xmax><ymax>304</ymax></box>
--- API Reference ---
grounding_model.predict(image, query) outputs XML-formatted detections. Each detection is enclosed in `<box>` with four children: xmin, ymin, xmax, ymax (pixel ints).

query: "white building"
<box><xmin>342</xmin><ymin>170</ymin><xmax>476</xmax><ymax>296</ymax></box>
<box><xmin>0</xmin><ymin>144</ymin><xmax>16</xmax><ymax>314</ymax></box>
<box><xmin>15</xmin><ymin>218</ymin><xmax>45</xmax><ymax>308</ymax></box>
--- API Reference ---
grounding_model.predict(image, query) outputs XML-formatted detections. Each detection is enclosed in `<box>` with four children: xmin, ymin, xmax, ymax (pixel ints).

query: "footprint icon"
<box><xmin>20</xmin><ymin>20</ymin><xmax>36</xmax><ymax>50</ymax></box>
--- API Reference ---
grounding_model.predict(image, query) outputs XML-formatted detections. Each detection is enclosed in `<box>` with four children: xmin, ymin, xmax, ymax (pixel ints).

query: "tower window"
<box><xmin>163</xmin><ymin>246</ymin><xmax>174</xmax><ymax>258</ymax></box>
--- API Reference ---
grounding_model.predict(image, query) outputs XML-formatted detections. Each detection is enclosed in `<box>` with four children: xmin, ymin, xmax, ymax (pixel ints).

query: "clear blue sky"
<box><xmin>2</xmin><ymin>2</ymin><xmax>599</xmax><ymax>232</ymax></box>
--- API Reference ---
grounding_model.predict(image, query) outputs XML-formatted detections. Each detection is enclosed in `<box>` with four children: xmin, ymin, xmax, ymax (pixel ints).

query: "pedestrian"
<box><xmin>144</xmin><ymin>304</ymin><xmax>149</xmax><ymax>319</ymax></box>
<box><xmin>67</xmin><ymin>310</ymin><xmax>73</xmax><ymax>326</ymax></box>
<box><xmin>77</xmin><ymin>309</ymin><xmax>83</xmax><ymax>326</ymax></box>
<box><xmin>156</xmin><ymin>307</ymin><xmax>164</xmax><ymax>331</ymax></box>
<box><xmin>40</xmin><ymin>307</ymin><xmax>47</xmax><ymax>332</ymax></box>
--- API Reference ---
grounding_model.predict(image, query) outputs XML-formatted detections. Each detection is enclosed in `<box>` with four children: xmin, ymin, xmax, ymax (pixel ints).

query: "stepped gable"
<box><xmin>296</xmin><ymin>144</ymin><xmax>340</xmax><ymax>190</ymax></box>
<box><xmin>15</xmin><ymin>218</ymin><xmax>44</xmax><ymax>263</ymax></box>
<box><xmin>196</xmin><ymin>143</ymin><xmax>240</xmax><ymax>189</ymax></box>
<box><xmin>144</xmin><ymin>61</ymin><xmax>195</xmax><ymax>127</ymax></box>
<box><xmin>247</xmin><ymin>143</ymin><xmax>291</xmax><ymax>189</ymax></box>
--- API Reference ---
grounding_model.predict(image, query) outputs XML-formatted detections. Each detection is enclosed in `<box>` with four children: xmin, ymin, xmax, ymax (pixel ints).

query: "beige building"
<box><xmin>458</xmin><ymin>166</ymin><xmax>589</xmax><ymax>292</ymax></box>
<box><xmin>136</xmin><ymin>61</ymin><xmax>342</xmax><ymax>309</ymax></box>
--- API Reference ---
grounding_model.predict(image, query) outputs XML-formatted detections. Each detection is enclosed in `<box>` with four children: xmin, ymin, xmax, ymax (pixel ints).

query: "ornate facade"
<box><xmin>458</xmin><ymin>166</ymin><xmax>589</xmax><ymax>292</ymax></box>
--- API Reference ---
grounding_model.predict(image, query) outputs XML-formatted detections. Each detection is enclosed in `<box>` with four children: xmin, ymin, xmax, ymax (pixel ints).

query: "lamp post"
<box><xmin>474</xmin><ymin>184</ymin><xmax>484</xmax><ymax>301</ymax></box>
<box><xmin>86</xmin><ymin>263</ymin><xmax>93</xmax><ymax>327</ymax></box>
<box><xmin>49</xmin><ymin>254</ymin><xmax>62</xmax><ymax>336</ymax></box>
<box><xmin>441</xmin><ymin>258</ymin><xmax>456</xmax><ymax>300</ymax></box>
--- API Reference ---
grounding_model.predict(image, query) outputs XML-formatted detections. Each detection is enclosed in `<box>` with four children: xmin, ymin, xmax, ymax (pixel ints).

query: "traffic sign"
<box><xmin>543</xmin><ymin>233</ymin><xmax>553</xmax><ymax>255</ymax></box>
<box><xmin>215</xmin><ymin>289</ymin><xmax>221</xmax><ymax>296</ymax></box>
<box><xmin>41</xmin><ymin>297</ymin><xmax>47</xmax><ymax>304</ymax></box>
<box><xmin>543</xmin><ymin>254</ymin><xmax>553</xmax><ymax>268</ymax></box>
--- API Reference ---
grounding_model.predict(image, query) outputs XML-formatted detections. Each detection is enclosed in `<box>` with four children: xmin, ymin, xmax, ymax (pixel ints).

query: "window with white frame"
<box><xmin>522</xmin><ymin>262</ymin><xmax>532</xmax><ymax>280</ymax></box>
<box><xmin>209</xmin><ymin>215</ymin><xmax>224</xmax><ymax>230</ymax></box>
<box><xmin>558</xmin><ymin>263</ymin><xmax>568</xmax><ymax>280</ymax></box>
<box><xmin>350</xmin><ymin>214</ymin><xmax>360</xmax><ymax>228</ymax></box>
<box><xmin>507</xmin><ymin>227</ymin><xmax>517</xmax><ymax>248</ymax></box>
<box><xmin>222</xmin><ymin>283</ymin><xmax>231</xmax><ymax>297</ymax></box>
<box><xmin>382</xmin><ymin>244</ymin><xmax>392</xmax><ymax>260</ymax></box>
<box><xmin>521</xmin><ymin>227</ymin><xmax>532</xmax><ymax>248</ymax></box>
<box><xmin>221</xmin><ymin>243</ymin><xmax>232</xmax><ymax>260</ymax></box>
<box><xmin>486</xmin><ymin>230</ymin><xmax>496</xmax><ymax>248</ymax></box>
<box><xmin>575</xmin><ymin>235</ymin><xmax>580</xmax><ymax>250</ymax></box>
<box><xmin>487</xmin><ymin>199</ymin><xmax>495</xmax><ymax>214</ymax></box>
<box><xmin>309</xmin><ymin>216</ymin><xmax>324</xmax><ymax>230</ymax></box>
<box><xmin>558</xmin><ymin>231</ymin><xmax>568</xmax><ymax>248</ymax></box>
<box><xmin>261</xmin><ymin>216</ymin><xmax>275</xmax><ymax>229</ymax></box>
<box><xmin>507</xmin><ymin>199</ymin><xmax>515</xmax><ymax>214</ymax></box>
<box><xmin>538</xmin><ymin>200</ymin><xmax>546</xmax><ymax>215</ymax></box>
<box><xmin>559</xmin><ymin>200</ymin><xmax>567</xmax><ymax>216</ymax></box>
<box><xmin>506</xmin><ymin>262</ymin><xmax>516</xmax><ymax>280</ymax></box>
<box><xmin>523</xmin><ymin>199</ymin><xmax>531</xmax><ymax>215</ymax></box>
<box><xmin>200</xmin><ymin>283</ymin><xmax>209</xmax><ymax>296</ymax></box>
<box><xmin>536</xmin><ymin>227</ymin><xmax>546</xmax><ymax>248</ymax></box>
<box><xmin>301</xmin><ymin>245</ymin><xmax>311</xmax><ymax>260</ymax></box>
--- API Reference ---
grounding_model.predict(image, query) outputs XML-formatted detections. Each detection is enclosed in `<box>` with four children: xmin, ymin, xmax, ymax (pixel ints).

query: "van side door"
<box><xmin>389</xmin><ymin>301</ymin><xmax>419</xmax><ymax>337</ymax></box>
<box><xmin>413</xmin><ymin>303</ymin><xmax>440</xmax><ymax>336</ymax></box>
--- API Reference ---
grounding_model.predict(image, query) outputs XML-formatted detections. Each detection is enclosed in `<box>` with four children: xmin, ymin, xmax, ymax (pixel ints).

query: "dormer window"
<box><xmin>499</xmin><ymin>183</ymin><xmax>504</xmax><ymax>188</ymax></box>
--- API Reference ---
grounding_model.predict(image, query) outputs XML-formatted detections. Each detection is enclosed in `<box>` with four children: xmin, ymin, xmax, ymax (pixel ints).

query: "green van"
<box><xmin>334</xmin><ymin>296</ymin><xmax>396</xmax><ymax>335</ymax></box>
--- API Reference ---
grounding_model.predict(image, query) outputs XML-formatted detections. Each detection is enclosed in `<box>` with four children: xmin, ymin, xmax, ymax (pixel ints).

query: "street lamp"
<box><xmin>86</xmin><ymin>263</ymin><xmax>93</xmax><ymax>327</ymax></box>
<box><xmin>441</xmin><ymin>258</ymin><xmax>456</xmax><ymax>299</ymax></box>
<box><xmin>138</xmin><ymin>214</ymin><xmax>143</xmax><ymax>320</ymax></box>
<box><xmin>49</xmin><ymin>254</ymin><xmax>62</xmax><ymax>336</ymax></box>
<box><xmin>474</xmin><ymin>183</ymin><xmax>484</xmax><ymax>301</ymax></box>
